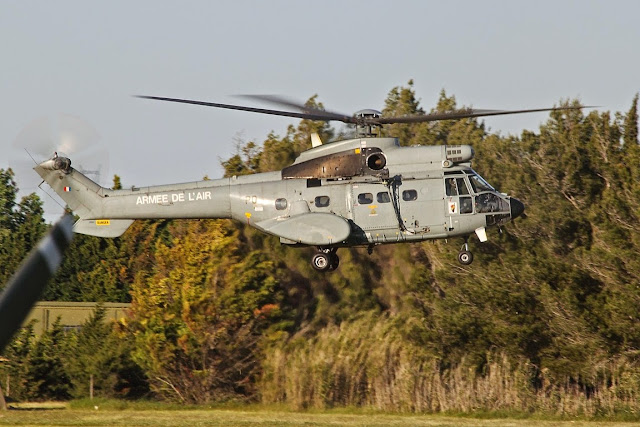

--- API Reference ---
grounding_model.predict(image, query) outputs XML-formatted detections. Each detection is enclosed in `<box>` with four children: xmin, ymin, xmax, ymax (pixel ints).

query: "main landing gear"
<box><xmin>458</xmin><ymin>237</ymin><xmax>474</xmax><ymax>266</ymax></box>
<box><xmin>312</xmin><ymin>248</ymin><xmax>339</xmax><ymax>272</ymax></box>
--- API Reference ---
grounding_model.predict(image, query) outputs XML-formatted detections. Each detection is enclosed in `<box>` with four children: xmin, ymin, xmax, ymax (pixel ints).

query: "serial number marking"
<box><xmin>136</xmin><ymin>191</ymin><xmax>212</xmax><ymax>205</ymax></box>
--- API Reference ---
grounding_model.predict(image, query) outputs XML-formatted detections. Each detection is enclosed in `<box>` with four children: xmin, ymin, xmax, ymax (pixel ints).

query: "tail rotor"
<box><xmin>10</xmin><ymin>114</ymin><xmax>109</xmax><ymax>219</ymax></box>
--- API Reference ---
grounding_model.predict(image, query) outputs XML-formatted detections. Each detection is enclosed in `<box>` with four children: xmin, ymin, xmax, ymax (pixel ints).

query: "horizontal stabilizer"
<box><xmin>73</xmin><ymin>219</ymin><xmax>134</xmax><ymax>238</ymax></box>
<box><xmin>256</xmin><ymin>213</ymin><xmax>350</xmax><ymax>246</ymax></box>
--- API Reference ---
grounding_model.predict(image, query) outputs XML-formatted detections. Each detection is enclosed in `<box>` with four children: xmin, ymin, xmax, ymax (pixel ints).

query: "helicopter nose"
<box><xmin>510</xmin><ymin>198</ymin><xmax>525</xmax><ymax>219</ymax></box>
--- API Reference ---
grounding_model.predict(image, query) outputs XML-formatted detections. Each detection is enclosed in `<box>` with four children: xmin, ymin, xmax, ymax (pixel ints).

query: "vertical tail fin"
<box><xmin>34</xmin><ymin>157</ymin><xmax>133</xmax><ymax>237</ymax></box>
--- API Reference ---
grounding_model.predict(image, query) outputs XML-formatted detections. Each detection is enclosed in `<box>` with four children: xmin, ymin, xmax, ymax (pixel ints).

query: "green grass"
<box><xmin>2</xmin><ymin>409</ymin><xmax>638</xmax><ymax>426</ymax></box>
<box><xmin>0</xmin><ymin>401</ymin><xmax>639</xmax><ymax>426</ymax></box>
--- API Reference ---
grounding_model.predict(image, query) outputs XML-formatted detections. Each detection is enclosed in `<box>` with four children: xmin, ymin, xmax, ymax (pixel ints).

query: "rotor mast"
<box><xmin>354</xmin><ymin>109</ymin><xmax>383</xmax><ymax>138</ymax></box>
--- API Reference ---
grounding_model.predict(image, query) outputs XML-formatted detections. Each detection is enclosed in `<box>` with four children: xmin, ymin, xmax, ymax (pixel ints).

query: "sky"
<box><xmin>2</xmin><ymin>0</ymin><xmax>639</xmax><ymax>222</ymax></box>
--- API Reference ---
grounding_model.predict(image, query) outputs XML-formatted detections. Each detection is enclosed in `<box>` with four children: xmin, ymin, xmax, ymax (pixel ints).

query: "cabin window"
<box><xmin>377</xmin><ymin>192</ymin><xmax>391</xmax><ymax>203</ymax></box>
<box><xmin>315</xmin><ymin>196</ymin><xmax>330</xmax><ymax>207</ymax></box>
<box><xmin>275</xmin><ymin>198</ymin><xmax>288</xmax><ymax>210</ymax></box>
<box><xmin>460</xmin><ymin>196</ymin><xmax>473</xmax><ymax>214</ymax></box>
<box><xmin>402</xmin><ymin>189</ymin><xmax>418</xmax><ymax>201</ymax></box>
<box><xmin>358</xmin><ymin>193</ymin><xmax>374</xmax><ymax>204</ymax></box>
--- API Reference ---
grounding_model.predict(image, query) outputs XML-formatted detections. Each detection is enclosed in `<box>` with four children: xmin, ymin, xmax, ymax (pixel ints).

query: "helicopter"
<box><xmin>33</xmin><ymin>95</ymin><xmax>585</xmax><ymax>271</ymax></box>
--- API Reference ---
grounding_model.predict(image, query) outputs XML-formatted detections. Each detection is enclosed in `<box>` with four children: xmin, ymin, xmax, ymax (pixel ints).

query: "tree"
<box><xmin>623</xmin><ymin>93</ymin><xmax>638</xmax><ymax>146</ymax></box>
<box><xmin>45</xmin><ymin>235</ymin><xmax>130</xmax><ymax>302</ymax></box>
<box><xmin>0</xmin><ymin>170</ymin><xmax>47</xmax><ymax>286</ymax></box>
<box><xmin>23</xmin><ymin>319</ymin><xmax>73</xmax><ymax>400</ymax></box>
<box><xmin>0</xmin><ymin>169</ymin><xmax>18</xmax><ymax>231</ymax></box>
<box><xmin>288</xmin><ymin>95</ymin><xmax>334</xmax><ymax>155</ymax></box>
<box><xmin>65</xmin><ymin>306</ymin><xmax>148</xmax><ymax>399</ymax></box>
<box><xmin>382</xmin><ymin>80</ymin><xmax>424</xmax><ymax>145</ymax></box>
<box><xmin>0</xmin><ymin>321</ymin><xmax>35</xmax><ymax>401</ymax></box>
<box><xmin>112</xmin><ymin>175</ymin><xmax>123</xmax><ymax>190</ymax></box>
<box><xmin>128</xmin><ymin>219</ymin><xmax>286</xmax><ymax>403</ymax></box>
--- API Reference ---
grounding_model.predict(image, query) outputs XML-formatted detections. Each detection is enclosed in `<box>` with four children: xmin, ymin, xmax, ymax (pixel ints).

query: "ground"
<box><xmin>0</xmin><ymin>403</ymin><xmax>638</xmax><ymax>427</ymax></box>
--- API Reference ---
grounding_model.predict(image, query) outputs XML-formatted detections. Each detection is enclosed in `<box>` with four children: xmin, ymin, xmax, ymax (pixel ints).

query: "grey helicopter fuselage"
<box><xmin>35</xmin><ymin>136</ymin><xmax>524</xmax><ymax>269</ymax></box>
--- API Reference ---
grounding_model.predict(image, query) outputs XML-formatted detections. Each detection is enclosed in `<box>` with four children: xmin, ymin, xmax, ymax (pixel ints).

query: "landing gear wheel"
<box><xmin>312</xmin><ymin>253</ymin><xmax>331</xmax><ymax>271</ymax></box>
<box><xmin>458</xmin><ymin>250</ymin><xmax>473</xmax><ymax>265</ymax></box>
<box><xmin>312</xmin><ymin>248</ymin><xmax>340</xmax><ymax>272</ymax></box>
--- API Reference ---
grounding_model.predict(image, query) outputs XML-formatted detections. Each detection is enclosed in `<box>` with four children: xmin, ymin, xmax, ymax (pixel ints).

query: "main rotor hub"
<box><xmin>354</xmin><ymin>109</ymin><xmax>383</xmax><ymax>138</ymax></box>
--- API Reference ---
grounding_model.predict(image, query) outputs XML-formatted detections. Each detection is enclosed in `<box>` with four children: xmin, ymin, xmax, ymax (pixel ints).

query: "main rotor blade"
<box><xmin>375</xmin><ymin>105</ymin><xmax>593</xmax><ymax>125</ymax></box>
<box><xmin>235</xmin><ymin>95</ymin><xmax>353</xmax><ymax>122</ymax></box>
<box><xmin>137</xmin><ymin>95</ymin><xmax>595</xmax><ymax>127</ymax></box>
<box><xmin>135</xmin><ymin>95</ymin><xmax>354</xmax><ymax>123</ymax></box>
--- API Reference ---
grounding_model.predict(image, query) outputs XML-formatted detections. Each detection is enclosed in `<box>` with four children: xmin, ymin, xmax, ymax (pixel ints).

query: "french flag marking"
<box><xmin>63</xmin><ymin>186</ymin><xmax>71</xmax><ymax>192</ymax></box>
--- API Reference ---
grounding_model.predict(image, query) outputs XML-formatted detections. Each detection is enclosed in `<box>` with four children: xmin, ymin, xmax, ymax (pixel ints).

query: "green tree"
<box><xmin>0</xmin><ymin>170</ymin><xmax>47</xmax><ymax>286</ymax></box>
<box><xmin>288</xmin><ymin>95</ymin><xmax>334</xmax><ymax>155</ymax></box>
<box><xmin>0</xmin><ymin>169</ymin><xmax>18</xmax><ymax>231</ymax></box>
<box><xmin>382</xmin><ymin>80</ymin><xmax>424</xmax><ymax>145</ymax></box>
<box><xmin>65</xmin><ymin>306</ymin><xmax>148</xmax><ymax>399</ymax></box>
<box><xmin>45</xmin><ymin>235</ymin><xmax>130</xmax><ymax>302</ymax></box>
<box><xmin>258</xmin><ymin>131</ymin><xmax>295</xmax><ymax>172</ymax></box>
<box><xmin>24</xmin><ymin>319</ymin><xmax>73</xmax><ymax>400</ymax></box>
<box><xmin>222</xmin><ymin>136</ymin><xmax>262</xmax><ymax>177</ymax></box>
<box><xmin>623</xmin><ymin>93</ymin><xmax>638</xmax><ymax>146</ymax></box>
<box><xmin>0</xmin><ymin>321</ymin><xmax>36</xmax><ymax>401</ymax></box>
<box><xmin>112</xmin><ymin>174</ymin><xmax>123</xmax><ymax>190</ymax></box>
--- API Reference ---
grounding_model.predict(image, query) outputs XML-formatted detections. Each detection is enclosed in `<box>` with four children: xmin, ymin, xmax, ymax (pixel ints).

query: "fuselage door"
<box><xmin>394</xmin><ymin>181</ymin><xmax>443</xmax><ymax>234</ymax></box>
<box><xmin>350</xmin><ymin>183</ymin><xmax>398</xmax><ymax>231</ymax></box>
<box><xmin>444</xmin><ymin>176</ymin><xmax>474</xmax><ymax>229</ymax></box>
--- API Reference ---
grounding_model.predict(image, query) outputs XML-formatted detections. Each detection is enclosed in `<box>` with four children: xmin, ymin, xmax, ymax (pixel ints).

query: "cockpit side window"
<box><xmin>445</xmin><ymin>178</ymin><xmax>458</xmax><ymax>196</ymax></box>
<box><xmin>456</xmin><ymin>178</ymin><xmax>470</xmax><ymax>195</ymax></box>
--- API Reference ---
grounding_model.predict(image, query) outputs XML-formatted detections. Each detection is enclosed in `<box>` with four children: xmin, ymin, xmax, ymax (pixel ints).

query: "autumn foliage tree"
<box><xmin>128</xmin><ymin>219</ymin><xmax>287</xmax><ymax>403</ymax></box>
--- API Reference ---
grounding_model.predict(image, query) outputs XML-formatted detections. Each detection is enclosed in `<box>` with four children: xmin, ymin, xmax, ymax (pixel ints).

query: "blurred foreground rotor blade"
<box><xmin>0</xmin><ymin>214</ymin><xmax>74</xmax><ymax>353</ymax></box>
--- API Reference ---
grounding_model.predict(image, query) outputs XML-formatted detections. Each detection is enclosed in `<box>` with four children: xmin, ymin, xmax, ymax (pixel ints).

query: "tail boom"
<box><xmin>34</xmin><ymin>157</ymin><xmax>232</xmax><ymax>237</ymax></box>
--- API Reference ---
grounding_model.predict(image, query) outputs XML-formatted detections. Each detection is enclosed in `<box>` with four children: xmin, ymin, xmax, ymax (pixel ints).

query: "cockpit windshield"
<box><xmin>468</xmin><ymin>173</ymin><xmax>495</xmax><ymax>193</ymax></box>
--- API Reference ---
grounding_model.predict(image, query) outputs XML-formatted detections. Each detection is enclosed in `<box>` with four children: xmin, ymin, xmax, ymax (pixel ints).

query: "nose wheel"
<box><xmin>312</xmin><ymin>248</ymin><xmax>339</xmax><ymax>271</ymax></box>
<box><xmin>458</xmin><ymin>239</ymin><xmax>474</xmax><ymax>265</ymax></box>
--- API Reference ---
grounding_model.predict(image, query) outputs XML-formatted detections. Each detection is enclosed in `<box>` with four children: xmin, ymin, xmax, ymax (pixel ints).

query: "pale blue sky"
<box><xmin>2</xmin><ymin>0</ymin><xmax>639</xmax><ymax>221</ymax></box>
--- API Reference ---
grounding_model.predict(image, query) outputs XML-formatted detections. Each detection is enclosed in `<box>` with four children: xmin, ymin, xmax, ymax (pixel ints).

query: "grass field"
<box><xmin>1</xmin><ymin>401</ymin><xmax>639</xmax><ymax>427</ymax></box>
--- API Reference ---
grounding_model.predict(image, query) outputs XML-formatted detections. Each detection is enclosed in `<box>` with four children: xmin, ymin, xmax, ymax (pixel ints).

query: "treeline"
<box><xmin>1</xmin><ymin>82</ymin><xmax>639</xmax><ymax>417</ymax></box>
